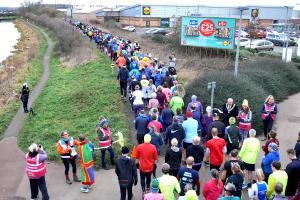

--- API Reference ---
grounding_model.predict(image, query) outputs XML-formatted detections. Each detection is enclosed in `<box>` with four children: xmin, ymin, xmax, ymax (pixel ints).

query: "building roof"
<box><xmin>73</xmin><ymin>6</ymin><xmax>105</xmax><ymax>14</ymax></box>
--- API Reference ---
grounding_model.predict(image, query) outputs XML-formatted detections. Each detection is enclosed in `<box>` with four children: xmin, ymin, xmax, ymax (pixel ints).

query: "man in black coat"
<box><xmin>285</xmin><ymin>149</ymin><xmax>300</xmax><ymax>198</ymax></box>
<box><xmin>115</xmin><ymin>146</ymin><xmax>138</xmax><ymax>200</ymax></box>
<box><xmin>222</xmin><ymin>98</ymin><xmax>239</xmax><ymax>126</ymax></box>
<box><xmin>186</xmin><ymin>136</ymin><xmax>204</xmax><ymax>172</ymax></box>
<box><xmin>207</xmin><ymin>113</ymin><xmax>226</xmax><ymax>139</ymax></box>
<box><xmin>117</xmin><ymin>65</ymin><xmax>129</xmax><ymax>102</ymax></box>
<box><xmin>165</xmin><ymin>117</ymin><xmax>185</xmax><ymax>148</ymax></box>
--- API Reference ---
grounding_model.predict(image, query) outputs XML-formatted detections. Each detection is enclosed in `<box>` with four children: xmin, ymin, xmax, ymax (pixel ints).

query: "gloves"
<box><xmin>134</xmin><ymin>179</ymin><xmax>138</xmax><ymax>186</ymax></box>
<box><xmin>136</xmin><ymin>163</ymin><xmax>139</xmax><ymax>170</ymax></box>
<box><xmin>196</xmin><ymin>190</ymin><xmax>200</xmax><ymax>196</ymax></box>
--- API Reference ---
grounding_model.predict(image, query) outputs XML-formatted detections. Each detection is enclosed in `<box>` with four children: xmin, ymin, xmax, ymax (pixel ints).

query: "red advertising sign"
<box><xmin>199</xmin><ymin>19</ymin><xmax>215</xmax><ymax>37</ymax></box>
<box><xmin>218</xmin><ymin>21</ymin><xmax>227</xmax><ymax>26</ymax></box>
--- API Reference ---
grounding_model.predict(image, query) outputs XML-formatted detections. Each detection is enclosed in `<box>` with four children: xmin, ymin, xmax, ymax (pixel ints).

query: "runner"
<box><xmin>117</xmin><ymin>65</ymin><xmax>129</xmax><ymax>102</ymax></box>
<box><xmin>186</xmin><ymin>136</ymin><xmax>204</xmax><ymax>172</ymax></box>
<box><xmin>165</xmin><ymin>138</ymin><xmax>182</xmax><ymax>176</ymax></box>
<box><xmin>21</xmin><ymin>82</ymin><xmax>30</xmax><ymax>113</ymax></box>
<box><xmin>247</xmin><ymin>169</ymin><xmax>268</xmax><ymax>200</ymax></box>
<box><xmin>203</xmin><ymin>169</ymin><xmax>224</xmax><ymax>200</ymax></box>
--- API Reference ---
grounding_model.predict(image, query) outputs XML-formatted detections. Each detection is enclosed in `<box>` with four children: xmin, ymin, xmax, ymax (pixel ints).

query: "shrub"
<box><xmin>229</xmin><ymin>48</ymin><xmax>255</xmax><ymax>60</ymax></box>
<box><xmin>185</xmin><ymin>58</ymin><xmax>300</xmax><ymax>134</ymax></box>
<box><xmin>257</xmin><ymin>51</ymin><xmax>281</xmax><ymax>58</ymax></box>
<box><xmin>151</xmin><ymin>34</ymin><xmax>167</xmax><ymax>43</ymax></box>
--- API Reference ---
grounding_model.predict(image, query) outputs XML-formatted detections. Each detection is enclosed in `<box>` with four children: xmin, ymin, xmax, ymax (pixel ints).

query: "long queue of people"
<box><xmin>24</xmin><ymin>20</ymin><xmax>300</xmax><ymax>200</ymax></box>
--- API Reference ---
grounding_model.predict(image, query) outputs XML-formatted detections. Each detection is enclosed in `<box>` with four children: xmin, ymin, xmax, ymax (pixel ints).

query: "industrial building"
<box><xmin>95</xmin><ymin>4</ymin><xmax>300</xmax><ymax>28</ymax></box>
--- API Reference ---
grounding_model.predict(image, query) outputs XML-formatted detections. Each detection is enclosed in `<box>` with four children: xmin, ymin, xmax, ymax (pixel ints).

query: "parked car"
<box><xmin>151</xmin><ymin>28</ymin><xmax>170</xmax><ymax>35</ymax></box>
<box><xmin>122</xmin><ymin>25</ymin><xmax>136</xmax><ymax>32</ymax></box>
<box><xmin>245</xmin><ymin>39</ymin><xmax>274</xmax><ymax>52</ymax></box>
<box><xmin>235</xmin><ymin>30</ymin><xmax>249</xmax><ymax>38</ymax></box>
<box><xmin>266</xmin><ymin>33</ymin><xmax>295</xmax><ymax>46</ymax></box>
<box><xmin>235</xmin><ymin>37</ymin><xmax>250</xmax><ymax>47</ymax></box>
<box><xmin>145</xmin><ymin>28</ymin><xmax>158</xmax><ymax>34</ymax></box>
<box><xmin>251</xmin><ymin>28</ymin><xmax>267</xmax><ymax>39</ymax></box>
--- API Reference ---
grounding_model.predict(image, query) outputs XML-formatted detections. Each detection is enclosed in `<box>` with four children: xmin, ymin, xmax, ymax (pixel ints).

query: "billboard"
<box><xmin>181</xmin><ymin>16</ymin><xmax>236</xmax><ymax>49</ymax></box>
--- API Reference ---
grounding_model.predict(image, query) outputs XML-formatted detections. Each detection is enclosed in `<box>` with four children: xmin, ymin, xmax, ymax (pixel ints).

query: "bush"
<box><xmin>257</xmin><ymin>51</ymin><xmax>281</xmax><ymax>58</ymax></box>
<box><xmin>151</xmin><ymin>34</ymin><xmax>167</xmax><ymax>43</ymax></box>
<box><xmin>185</xmin><ymin>58</ymin><xmax>300</xmax><ymax>134</ymax></box>
<box><xmin>229</xmin><ymin>48</ymin><xmax>255</xmax><ymax>60</ymax></box>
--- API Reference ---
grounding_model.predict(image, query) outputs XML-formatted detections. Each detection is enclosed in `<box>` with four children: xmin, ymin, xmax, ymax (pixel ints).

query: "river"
<box><xmin>0</xmin><ymin>21</ymin><xmax>21</xmax><ymax>68</ymax></box>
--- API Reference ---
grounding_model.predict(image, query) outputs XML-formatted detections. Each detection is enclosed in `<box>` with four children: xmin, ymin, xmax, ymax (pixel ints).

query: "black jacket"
<box><xmin>162</xmin><ymin>76</ymin><xmax>173</xmax><ymax>88</ymax></box>
<box><xmin>294</xmin><ymin>140</ymin><xmax>300</xmax><ymax>160</ymax></box>
<box><xmin>207</xmin><ymin>120</ymin><xmax>226</xmax><ymax>139</ymax></box>
<box><xmin>186</xmin><ymin>145</ymin><xmax>204</xmax><ymax>164</ymax></box>
<box><xmin>165</xmin><ymin>123</ymin><xmax>185</xmax><ymax>146</ymax></box>
<box><xmin>222</xmin><ymin>104</ymin><xmax>239</xmax><ymax>126</ymax></box>
<box><xmin>165</xmin><ymin>147</ymin><xmax>182</xmax><ymax>170</ymax></box>
<box><xmin>117</xmin><ymin>67</ymin><xmax>129</xmax><ymax>82</ymax></box>
<box><xmin>115</xmin><ymin>156</ymin><xmax>137</xmax><ymax>188</ymax></box>
<box><xmin>285</xmin><ymin>159</ymin><xmax>300</xmax><ymax>196</ymax></box>
<box><xmin>225</xmin><ymin>125</ymin><xmax>241</xmax><ymax>153</ymax></box>
<box><xmin>21</xmin><ymin>86</ymin><xmax>30</xmax><ymax>101</ymax></box>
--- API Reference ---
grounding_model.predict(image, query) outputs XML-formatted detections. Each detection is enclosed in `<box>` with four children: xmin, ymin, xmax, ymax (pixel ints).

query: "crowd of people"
<box><xmin>25</xmin><ymin>20</ymin><xmax>300</xmax><ymax>200</ymax></box>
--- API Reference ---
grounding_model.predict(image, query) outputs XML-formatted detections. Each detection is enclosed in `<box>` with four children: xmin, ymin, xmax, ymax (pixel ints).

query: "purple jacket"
<box><xmin>201</xmin><ymin>113</ymin><xmax>213</xmax><ymax>135</ymax></box>
<box><xmin>186</xmin><ymin>100</ymin><xmax>203</xmax><ymax>113</ymax></box>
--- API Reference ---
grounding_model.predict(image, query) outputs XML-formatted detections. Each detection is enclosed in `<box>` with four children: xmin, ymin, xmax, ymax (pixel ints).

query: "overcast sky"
<box><xmin>1</xmin><ymin>0</ymin><xmax>299</xmax><ymax>8</ymax></box>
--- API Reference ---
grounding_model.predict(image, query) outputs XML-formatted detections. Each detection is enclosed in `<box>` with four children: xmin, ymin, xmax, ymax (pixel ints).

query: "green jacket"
<box><xmin>239</xmin><ymin>137</ymin><xmax>260</xmax><ymax>164</ymax></box>
<box><xmin>158</xmin><ymin>174</ymin><xmax>181</xmax><ymax>200</ymax></box>
<box><xmin>170</xmin><ymin>96</ymin><xmax>184</xmax><ymax>114</ymax></box>
<box><xmin>267</xmin><ymin>170</ymin><xmax>288</xmax><ymax>198</ymax></box>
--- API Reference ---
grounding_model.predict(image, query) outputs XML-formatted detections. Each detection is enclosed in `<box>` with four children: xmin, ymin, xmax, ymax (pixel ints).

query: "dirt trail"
<box><xmin>0</xmin><ymin>24</ymin><xmax>52</xmax><ymax>200</ymax></box>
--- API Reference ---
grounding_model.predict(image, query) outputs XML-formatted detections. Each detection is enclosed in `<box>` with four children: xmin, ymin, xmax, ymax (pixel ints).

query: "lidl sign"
<box><xmin>142</xmin><ymin>6</ymin><xmax>151</xmax><ymax>15</ymax></box>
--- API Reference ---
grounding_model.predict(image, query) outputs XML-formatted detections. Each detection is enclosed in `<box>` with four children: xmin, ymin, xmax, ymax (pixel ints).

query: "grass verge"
<box><xmin>18</xmin><ymin>51</ymin><xmax>128</xmax><ymax>161</ymax></box>
<box><xmin>0</xmin><ymin>28</ymin><xmax>47</xmax><ymax>139</ymax></box>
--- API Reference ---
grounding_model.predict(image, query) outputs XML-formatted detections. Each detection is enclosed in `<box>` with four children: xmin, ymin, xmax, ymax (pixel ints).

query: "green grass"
<box><xmin>18</xmin><ymin>52</ymin><xmax>128</xmax><ymax>161</ymax></box>
<box><xmin>0</xmin><ymin>29</ymin><xmax>47</xmax><ymax>139</ymax></box>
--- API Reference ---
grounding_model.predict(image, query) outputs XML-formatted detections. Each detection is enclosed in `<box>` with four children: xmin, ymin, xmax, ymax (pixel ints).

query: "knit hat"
<box><xmin>268</xmin><ymin>142</ymin><xmax>278</xmax><ymax>151</ymax></box>
<box><xmin>142</xmin><ymin>75</ymin><xmax>147</xmax><ymax>79</ymax></box>
<box><xmin>99</xmin><ymin>118</ymin><xmax>108</xmax><ymax>127</ymax></box>
<box><xmin>186</xmin><ymin>111</ymin><xmax>193</xmax><ymax>118</ymax></box>
<box><xmin>121</xmin><ymin>146</ymin><xmax>130</xmax><ymax>155</ymax></box>
<box><xmin>229</xmin><ymin>117</ymin><xmax>236</xmax><ymax>125</ymax></box>
<box><xmin>150</xmin><ymin>178</ymin><xmax>159</xmax><ymax>192</ymax></box>
<box><xmin>186</xmin><ymin>190</ymin><xmax>198</xmax><ymax>200</ymax></box>
<box><xmin>144</xmin><ymin>134</ymin><xmax>151</xmax><ymax>143</ymax></box>
<box><xmin>242</xmin><ymin>99</ymin><xmax>249</xmax><ymax>107</ymax></box>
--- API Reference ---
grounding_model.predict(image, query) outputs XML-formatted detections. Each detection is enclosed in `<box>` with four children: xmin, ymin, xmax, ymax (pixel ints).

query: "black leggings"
<box><xmin>140</xmin><ymin>171</ymin><xmax>152</xmax><ymax>192</ymax></box>
<box><xmin>263</xmin><ymin>118</ymin><xmax>274</xmax><ymax>138</ymax></box>
<box><xmin>62</xmin><ymin>158</ymin><xmax>76</xmax><ymax>175</ymax></box>
<box><xmin>29</xmin><ymin>176</ymin><xmax>49</xmax><ymax>200</ymax></box>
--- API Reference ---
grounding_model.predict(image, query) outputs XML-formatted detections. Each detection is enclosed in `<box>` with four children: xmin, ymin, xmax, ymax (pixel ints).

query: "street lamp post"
<box><xmin>208</xmin><ymin>81</ymin><xmax>216</xmax><ymax>109</ymax></box>
<box><xmin>284</xmin><ymin>6</ymin><xmax>290</xmax><ymax>63</ymax></box>
<box><xmin>234</xmin><ymin>7</ymin><xmax>249</xmax><ymax>78</ymax></box>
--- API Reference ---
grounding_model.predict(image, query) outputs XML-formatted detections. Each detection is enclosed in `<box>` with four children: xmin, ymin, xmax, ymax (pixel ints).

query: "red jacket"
<box><xmin>206</xmin><ymin>137</ymin><xmax>226</xmax><ymax>166</ymax></box>
<box><xmin>136</xmin><ymin>143</ymin><xmax>158</xmax><ymax>172</ymax></box>
<box><xmin>203</xmin><ymin>179</ymin><xmax>224</xmax><ymax>200</ymax></box>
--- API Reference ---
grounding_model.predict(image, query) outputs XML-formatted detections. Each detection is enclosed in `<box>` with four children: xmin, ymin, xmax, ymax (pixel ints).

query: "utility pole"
<box><xmin>208</xmin><ymin>81</ymin><xmax>216</xmax><ymax>109</ymax></box>
<box><xmin>234</xmin><ymin>7</ymin><xmax>249</xmax><ymax>78</ymax></box>
<box><xmin>284</xmin><ymin>6</ymin><xmax>289</xmax><ymax>63</ymax></box>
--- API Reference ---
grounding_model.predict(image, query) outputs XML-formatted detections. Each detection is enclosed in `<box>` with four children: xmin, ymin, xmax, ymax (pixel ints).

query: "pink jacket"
<box><xmin>203</xmin><ymin>179</ymin><xmax>223</xmax><ymax>200</ymax></box>
<box><xmin>144</xmin><ymin>192</ymin><xmax>165</xmax><ymax>200</ymax></box>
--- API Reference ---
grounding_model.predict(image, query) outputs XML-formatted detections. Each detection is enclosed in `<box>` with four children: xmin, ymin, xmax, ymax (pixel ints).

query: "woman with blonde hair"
<box><xmin>248</xmin><ymin>169</ymin><xmax>268</xmax><ymax>200</ymax></box>
<box><xmin>261</xmin><ymin>95</ymin><xmax>278</xmax><ymax>141</ymax></box>
<box><xmin>226</xmin><ymin>163</ymin><xmax>244</xmax><ymax>198</ymax></box>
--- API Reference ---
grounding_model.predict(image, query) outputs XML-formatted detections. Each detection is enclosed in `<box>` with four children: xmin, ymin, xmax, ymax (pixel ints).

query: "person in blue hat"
<box><xmin>143</xmin><ymin>178</ymin><xmax>164</xmax><ymax>200</ymax></box>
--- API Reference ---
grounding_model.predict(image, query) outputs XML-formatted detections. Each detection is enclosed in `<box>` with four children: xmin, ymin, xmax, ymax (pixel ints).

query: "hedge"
<box><xmin>185</xmin><ymin>57</ymin><xmax>300</xmax><ymax>134</ymax></box>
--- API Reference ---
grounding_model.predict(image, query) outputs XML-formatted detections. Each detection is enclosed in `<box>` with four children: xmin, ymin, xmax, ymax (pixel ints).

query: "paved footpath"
<box><xmin>0</xmin><ymin>24</ymin><xmax>53</xmax><ymax>200</ymax></box>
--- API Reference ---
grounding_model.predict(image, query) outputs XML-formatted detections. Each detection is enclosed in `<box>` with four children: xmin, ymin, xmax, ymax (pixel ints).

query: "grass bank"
<box><xmin>0</xmin><ymin>24</ymin><xmax>47</xmax><ymax>139</ymax></box>
<box><xmin>18</xmin><ymin>51</ymin><xmax>128</xmax><ymax>161</ymax></box>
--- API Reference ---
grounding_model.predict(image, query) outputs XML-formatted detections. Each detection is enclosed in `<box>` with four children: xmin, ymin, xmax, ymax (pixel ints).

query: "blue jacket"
<box><xmin>161</xmin><ymin>108</ymin><xmax>174</xmax><ymax>125</ymax></box>
<box><xmin>135</xmin><ymin>115</ymin><xmax>151</xmax><ymax>136</ymax></box>
<box><xmin>262</xmin><ymin>151</ymin><xmax>280</xmax><ymax>173</ymax></box>
<box><xmin>154</xmin><ymin>73</ymin><xmax>163</xmax><ymax>87</ymax></box>
<box><xmin>149</xmin><ymin>132</ymin><xmax>163</xmax><ymax>153</ymax></box>
<box><xmin>182</xmin><ymin>118</ymin><xmax>198</xmax><ymax>143</ymax></box>
<box><xmin>192</xmin><ymin>110</ymin><xmax>201</xmax><ymax>130</ymax></box>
